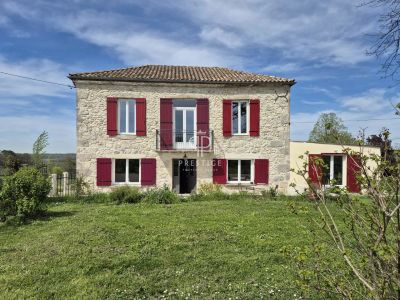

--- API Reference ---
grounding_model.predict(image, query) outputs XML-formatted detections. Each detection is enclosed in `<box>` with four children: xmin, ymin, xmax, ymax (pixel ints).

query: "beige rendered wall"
<box><xmin>74</xmin><ymin>80</ymin><xmax>291</xmax><ymax>193</ymax></box>
<box><xmin>289</xmin><ymin>141</ymin><xmax>381</xmax><ymax>195</ymax></box>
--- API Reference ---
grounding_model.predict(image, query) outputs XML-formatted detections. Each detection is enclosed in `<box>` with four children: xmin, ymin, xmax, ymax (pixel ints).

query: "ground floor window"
<box><xmin>227</xmin><ymin>159</ymin><xmax>252</xmax><ymax>183</ymax></box>
<box><xmin>114</xmin><ymin>159</ymin><xmax>140</xmax><ymax>184</ymax></box>
<box><xmin>322</xmin><ymin>155</ymin><xmax>343</xmax><ymax>186</ymax></box>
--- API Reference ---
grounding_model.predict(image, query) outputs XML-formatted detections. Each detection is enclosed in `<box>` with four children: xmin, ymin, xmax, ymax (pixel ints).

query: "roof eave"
<box><xmin>68</xmin><ymin>75</ymin><xmax>296</xmax><ymax>86</ymax></box>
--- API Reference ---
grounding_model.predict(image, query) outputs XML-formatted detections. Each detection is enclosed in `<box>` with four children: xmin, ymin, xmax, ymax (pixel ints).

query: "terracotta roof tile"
<box><xmin>69</xmin><ymin>65</ymin><xmax>295</xmax><ymax>85</ymax></box>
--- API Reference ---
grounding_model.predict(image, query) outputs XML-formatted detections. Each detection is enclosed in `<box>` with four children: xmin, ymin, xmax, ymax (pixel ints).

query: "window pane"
<box><xmin>232</xmin><ymin>102</ymin><xmax>238</xmax><ymax>134</ymax></box>
<box><xmin>333</xmin><ymin>156</ymin><xmax>343</xmax><ymax>185</ymax></box>
<box><xmin>240</xmin><ymin>102</ymin><xmax>247</xmax><ymax>133</ymax></box>
<box><xmin>128</xmin><ymin>159</ymin><xmax>140</xmax><ymax>182</ymax></box>
<box><xmin>115</xmin><ymin>159</ymin><xmax>126</xmax><ymax>182</ymax></box>
<box><xmin>173</xmin><ymin>100</ymin><xmax>196</xmax><ymax>107</ymax></box>
<box><xmin>228</xmin><ymin>160</ymin><xmax>239</xmax><ymax>181</ymax></box>
<box><xmin>128</xmin><ymin>100</ymin><xmax>135</xmax><ymax>133</ymax></box>
<box><xmin>322</xmin><ymin>156</ymin><xmax>331</xmax><ymax>185</ymax></box>
<box><xmin>186</xmin><ymin>110</ymin><xmax>194</xmax><ymax>142</ymax></box>
<box><xmin>241</xmin><ymin>160</ymin><xmax>251</xmax><ymax>181</ymax></box>
<box><xmin>119</xmin><ymin>100</ymin><xmax>126</xmax><ymax>133</ymax></box>
<box><xmin>175</xmin><ymin>110</ymin><xmax>183</xmax><ymax>142</ymax></box>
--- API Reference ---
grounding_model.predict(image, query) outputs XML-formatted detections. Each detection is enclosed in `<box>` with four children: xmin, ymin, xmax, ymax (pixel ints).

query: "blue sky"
<box><xmin>0</xmin><ymin>0</ymin><xmax>399</xmax><ymax>152</ymax></box>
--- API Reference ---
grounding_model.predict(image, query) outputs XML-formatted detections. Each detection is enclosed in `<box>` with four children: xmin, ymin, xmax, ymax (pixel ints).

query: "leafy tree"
<box><xmin>32</xmin><ymin>131</ymin><xmax>49</xmax><ymax>168</ymax></box>
<box><xmin>0</xmin><ymin>150</ymin><xmax>21</xmax><ymax>175</ymax></box>
<box><xmin>308</xmin><ymin>112</ymin><xmax>358</xmax><ymax>145</ymax></box>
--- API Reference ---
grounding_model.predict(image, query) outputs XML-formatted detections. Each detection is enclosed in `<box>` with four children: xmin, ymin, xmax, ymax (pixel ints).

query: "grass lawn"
<box><xmin>0</xmin><ymin>198</ymin><xmax>323</xmax><ymax>299</ymax></box>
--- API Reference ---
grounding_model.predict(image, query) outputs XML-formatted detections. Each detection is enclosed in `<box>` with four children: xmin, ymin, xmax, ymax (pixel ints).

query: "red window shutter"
<box><xmin>308</xmin><ymin>154</ymin><xmax>322</xmax><ymax>185</ymax></box>
<box><xmin>250</xmin><ymin>99</ymin><xmax>260</xmax><ymax>136</ymax></box>
<box><xmin>254</xmin><ymin>159</ymin><xmax>269</xmax><ymax>184</ymax></box>
<box><xmin>160</xmin><ymin>99</ymin><xmax>173</xmax><ymax>150</ymax></box>
<box><xmin>223</xmin><ymin>100</ymin><xmax>232</xmax><ymax>137</ymax></box>
<box><xmin>107</xmin><ymin>97</ymin><xmax>118</xmax><ymax>136</ymax></box>
<box><xmin>196</xmin><ymin>99</ymin><xmax>209</xmax><ymax>149</ymax></box>
<box><xmin>347</xmin><ymin>155</ymin><xmax>361</xmax><ymax>193</ymax></box>
<box><xmin>141</xmin><ymin>158</ymin><xmax>156</xmax><ymax>186</ymax></box>
<box><xmin>136</xmin><ymin>98</ymin><xmax>146</xmax><ymax>136</ymax></box>
<box><xmin>213</xmin><ymin>159</ymin><xmax>227</xmax><ymax>184</ymax></box>
<box><xmin>96</xmin><ymin>158</ymin><xmax>112</xmax><ymax>186</ymax></box>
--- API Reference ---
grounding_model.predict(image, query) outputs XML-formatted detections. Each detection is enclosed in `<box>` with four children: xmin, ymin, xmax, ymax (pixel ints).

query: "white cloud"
<box><xmin>0</xmin><ymin>56</ymin><xmax>72</xmax><ymax>97</ymax></box>
<box><xmin>292</xmin><ymin>88</ymin><xmax>400</xmax><ymax>141</ymax></box>
<box><xmin>200</xmin><ymin>27</ymin><xmax>244</xmax><ymax>49</ymax></box>
<box><xmin>263</xmin><ymin>63</ymin><xmax>301</xmax><ymax>73</ymax></box>
<box><xmin>0</xmin><ymin>114</ymin><xmax>76</xmax><ymax>153</ymax></box>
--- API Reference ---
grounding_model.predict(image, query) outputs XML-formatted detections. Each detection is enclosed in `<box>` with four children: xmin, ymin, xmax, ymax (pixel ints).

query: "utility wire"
<box><xmin>292</xmin><ymin>117</ymin><xmax>399</xmax><ymax>123</ymax></box>
<box><xmin>0</xmin><ymin>71</ymin><xmax>74</xmax><ymax>89</ymax></box>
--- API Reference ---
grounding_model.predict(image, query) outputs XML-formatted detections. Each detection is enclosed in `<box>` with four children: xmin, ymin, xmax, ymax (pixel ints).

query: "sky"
<box><xmin>0</xmin><ymin>0</ymin><xmax>399</xmax><ymax>153</ymax></box>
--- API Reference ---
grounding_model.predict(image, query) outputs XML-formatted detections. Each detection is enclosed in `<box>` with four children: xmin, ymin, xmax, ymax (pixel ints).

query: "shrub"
<box><xmin>71</xmin><ymin>176</ymin><xmax>91</xmax><ymax>198</ymax></box>
<box><xmin>142</xmin><ymin>185</ymin><xmax>179</xmax><ymax>204</ymax></box>
<box><xmin>197</xmin><ymin>183</ymin><xmax>223</xmax><ymax>194</ymax></box>
<box><xmin>109</xmin><ymin>186</ymin><xmax>143</xmax><ymax>204</ymax></box>
<box><xmin>261</xmin><ymin>185</ymin><xmax>279</xmax><ymax>200</ymax></box>
<box><xmin>0</xmin><ymin>167</ymin><xmax>51</xmax><ymax>221</ymax></box>
<box><xmin>51</xmin><ymin>166</ymin><xmax>64</xmax><ymax>176</ymax></box>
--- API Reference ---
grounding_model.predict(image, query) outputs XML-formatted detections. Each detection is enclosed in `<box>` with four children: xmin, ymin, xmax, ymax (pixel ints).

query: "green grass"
<box><xmin>0</xmin><ymin>198</ymin><xmax>322</xmax><ymax>299</ymax></box>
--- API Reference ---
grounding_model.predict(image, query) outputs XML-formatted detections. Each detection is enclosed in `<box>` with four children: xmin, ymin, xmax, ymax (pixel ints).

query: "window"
<box><xmin>322</xmin><ymin>155</ymin><xmax>343</xmax><ymax>186</ymax></box>
<box><xmin>118</xmin><ymin>99</ymin><xmax>136</xmax><ymax>134</ymax></box>
<box><xmin>113</xmin><ymin>159</ymin><xmax>140</xmax><ymax>184</ymax></box>
<box><xmin>227</xmin><ymin>159</ymin><xmax>252</xmax><ymax>183</ymax></box>
<box><xmin>232</xmin><ymin>101</ymin><xmax>248</xmax><ymax>134</ymax></box>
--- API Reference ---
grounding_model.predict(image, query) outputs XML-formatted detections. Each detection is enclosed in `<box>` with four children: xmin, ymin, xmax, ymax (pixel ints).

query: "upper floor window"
<box><xmin>113</xmin><ymin>159</ymin><xmax>140</xmax><ymax>184</ymax></box>
<box><xmin>322</xmin><ymin>155</ymin><xmax>343</xmax><ymax>186</ymax></box>
<box><xmin>227</xmin><ymin>159</ymin><xmax>253</xmax><ymax>183</ymax></box>
<box><xmin>118</xmin><ymin>99</ymin><xmax>136</xmax><ymax>134</ymax></box>
<box><xmin>232</xmin><ymin>101</ymin><xmax>249</xmax><ymax>135</ymax></box>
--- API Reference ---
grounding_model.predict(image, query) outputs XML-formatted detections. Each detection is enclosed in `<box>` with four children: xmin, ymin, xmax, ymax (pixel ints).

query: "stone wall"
<box><xmin>74</xmin><ymin>80</ymin><xmax>291</xmax><ymax>193</ymax></box>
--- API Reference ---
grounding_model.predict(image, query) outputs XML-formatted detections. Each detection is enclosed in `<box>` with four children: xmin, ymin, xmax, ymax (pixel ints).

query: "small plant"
<box><xmin>261</xmin><ymin>185</ymin><xmax>279</xmax><ymax>200</ymax></box>
<box><xmin>142</xmin><ymin>185</ymin><xmax>179</xmax><ymax>204</ymax></box>
<box><xmin>72</xmin><ymin>176</ymin><xmax>91</xmax><ymax>198</ymax></box>
<box><xmin>0</xmin><ymin>167</ymin><xmax>51</xmax><ymax>221</ymax></box>
<box><xmin>109</xmin><ymin>186</ymin><xmax>143</xmax><ymax>204</ymax></box>
<box><xmin>197</xmin><ymin>183</ymin><xmax>223</xmax><ymax>194</ymax></box>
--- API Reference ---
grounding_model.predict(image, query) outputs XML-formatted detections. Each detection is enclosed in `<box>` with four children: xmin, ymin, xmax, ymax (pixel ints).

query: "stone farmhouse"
<box><xmin>69</xmin><ymin>65</ymin><xmax>376</xmax><ymax>194</ymax></box>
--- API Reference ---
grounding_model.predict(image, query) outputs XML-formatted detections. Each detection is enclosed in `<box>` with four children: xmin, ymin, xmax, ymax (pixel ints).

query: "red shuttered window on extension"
<box><xmin>308</xmin><ymin>154</ymin><xmax>322</xmax><ymax>185</ymax></box>
<box><xmin>347</xmin><ymin>155</ymin><xmax>361</xmax><ymax>193</ymax></box>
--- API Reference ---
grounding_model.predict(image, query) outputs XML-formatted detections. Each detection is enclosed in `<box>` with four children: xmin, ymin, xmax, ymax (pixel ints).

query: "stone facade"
<box><xmin>74</xmin><ymin>80</ymin><xmax>291</xmax><ymax>193</ymax></box>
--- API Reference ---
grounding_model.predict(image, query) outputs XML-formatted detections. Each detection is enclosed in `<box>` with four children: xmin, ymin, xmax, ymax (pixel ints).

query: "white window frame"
<box><xmin>322</xmin><ymin>155</ymin><xmax>344</xmax><ymax>187</ymax></box>
<box><xmin>112</xmin><ymin>159</ymin><xmax>141</xmax><ymax>185</ymax></box>
<box><xmin>227</xmin><ymin>159</ymin><xmax>254</xmax><ymax>184</ymax></box>
<box><xmin>173</xmin><ymin>106</ymin><xmax>197</xmax><ymax>149</ymax></box>
<box><xmin>232</xmin><ymin>100</ymin><xmax>249</xmax><ymax>135</ymax></box>
<box><xmin>118</xmin><ymin>99</ymin><xmax>136</xmax><ymax>135</ymax></box>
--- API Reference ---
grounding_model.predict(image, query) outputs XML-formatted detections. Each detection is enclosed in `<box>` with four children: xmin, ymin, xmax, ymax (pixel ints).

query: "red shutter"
<box><xmin>197</xmin><ymin>99</ymin><xmax>209</xmax><ymax>149</ymax></box>
<box><xmin>250</xmin><ymin>99</ymin><xmax>260</xmax><ymax>136</ymax></box>
<box><xmin>96</xmin><ymin>158</ymin><xmax>112</xmax><ymax>186</ymax></box>
<box><xmin>213</xmin><ymin>159</ymin><xmax>227</xmax><ymax>184</ymax></box>
<box><xmin>136</xmin><ymin>98</ymin><xmax>146</xmax><ymax>136</ymax></box>
<box><xmin>347</xmin><ymin>155</ymin><xmax>361</xmax><ymax>193</ymax></box>
<box><xmin>107</xmin><ymin>97</ymin><xmax>118</xmax><ymax>136</ymax></box>
<box><xmin>309</xmin><ymin>154</ymin><xmax>322</xmax><ymax>185</ymax></box>
<box><xmin>160</xmin><ymin>99</ymin><xmax>173</xmax><ymax>150</ymax></box>
<box><xmin>141</xmin><ymin>158</ymin><xmax>156</xmax><ymax>186</ymax></box>
<box><xmin>254</xmin><ymin>159</ymin><xmax>269</xmax><ymax>184</ymax></box>
<box><xmin>223</xmin><ymin>100</ymin><xmax>232</xmax><ymax>137</ymax></box>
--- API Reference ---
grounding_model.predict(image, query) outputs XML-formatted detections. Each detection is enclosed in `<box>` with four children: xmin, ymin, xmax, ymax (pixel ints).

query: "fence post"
<box><xmin>51</xmin><ymin>174</ymin><xmax>57</xmax><ymax>196</ymax></box>
<box><xmin>63</xmin><ymin>172</ymin><xmax>69</xmax><ymax>196</ymax></box>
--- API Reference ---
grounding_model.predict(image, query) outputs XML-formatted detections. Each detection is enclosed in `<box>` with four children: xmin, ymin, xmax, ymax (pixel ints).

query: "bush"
<box><xmin>142</xmin><ymin>185</ymin><xmax>179</xmax><ymax>204</ymax></box>
<box><xmin>261</xmin><ymin>185</ymin><xmax>279</xmax><ymax>200</ymax></box>
<box><xmin>0</xmin><ymin>167</ymin><xmax>51</xmax><ymax>221</ymax></box>
<box><xmin>109</xmin><ymin>186</ymin><xmax>143</xmax><ymax>204</ymax></box>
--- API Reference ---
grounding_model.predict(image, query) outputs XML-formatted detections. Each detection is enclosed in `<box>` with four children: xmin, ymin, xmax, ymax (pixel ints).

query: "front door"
<box><xmin>173</xmin><ymin>107</ymin><xmax>196</xmax><ymax>149</ymax></box>
<box><xmin>172</xmin><ymin>159</ymin><xmax>197</xmax><ymax>194</ymax></box>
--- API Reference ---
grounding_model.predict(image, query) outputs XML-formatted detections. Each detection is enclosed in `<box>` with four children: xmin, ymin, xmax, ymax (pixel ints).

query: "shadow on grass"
<box><xmin>1</xmin><ymin>210</ymin><xmax>76</xmax><ymax>227</ymax></box>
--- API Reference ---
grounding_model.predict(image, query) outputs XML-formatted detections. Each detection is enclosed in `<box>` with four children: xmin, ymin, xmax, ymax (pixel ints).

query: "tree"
<box><xmin>308</xmin><ymin>112</ymin><xmax>358</xmax><ymax>145</ymax></box>
<box><xmin>366</xmin><ymin>0</ymin><xmax>400</xmax><ymax>80</ymax></box>
<box><xmin>0</xmin><ymin>150</ymin><xmax>21</xmax><ymax>175</ymax></box>
<box><xmin>32</xmin><ymin>131</ymin><xmax>49</xmax><ymax>168</ymax></box>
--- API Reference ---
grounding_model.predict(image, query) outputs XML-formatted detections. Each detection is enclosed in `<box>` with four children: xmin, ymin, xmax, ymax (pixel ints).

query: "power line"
<box><xmin>292</xmin><ymin>117</ymin><xmax>399</xmax><ymax>124</ymax></box>
<box><xmin>0</xmin><ymin>71</ymin><xmax>74</xmax><ymax>89</ymax></box>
